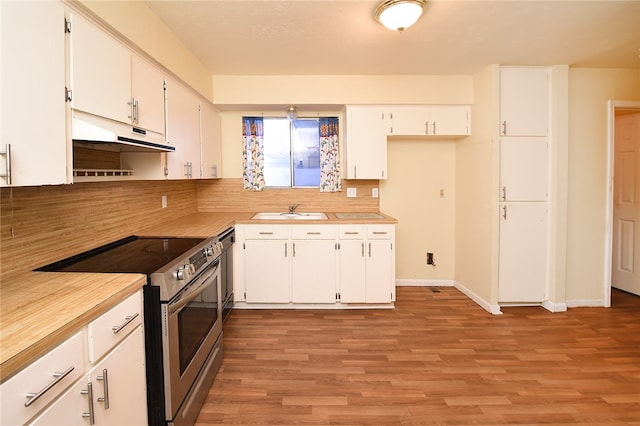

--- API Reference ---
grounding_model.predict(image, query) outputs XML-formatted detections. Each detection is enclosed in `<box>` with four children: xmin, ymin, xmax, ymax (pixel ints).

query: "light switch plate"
<box><xmin>347</xmin><ymin>188</ymin><xmax>357</xmax><ymax>198</ymax></box>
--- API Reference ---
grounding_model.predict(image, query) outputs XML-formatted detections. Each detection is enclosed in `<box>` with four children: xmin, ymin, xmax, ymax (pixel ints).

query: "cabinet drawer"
<box><xmin>291</xmin><ymin>225</ymin><xmax>336</xmax><ymax>239</ymax></box>
<box><xmin>243</xmin><ymin>225</ymin><xmax>289</xmax><ymax>239</ymax></box>
<box><xmin>367</xmin><ymin>225</ymin><xmax>394</xmax><ymax>240</ymax></box>
<box><xmin>338</xmin><ymin>225</ymin><xmax>365</xmax><ymax>239</ymax></box>
<box><xmin>87</xmin><ymin>291</ymin><xmax>142</xmax><ymax>363</ymax></box>
<box><xmin>0</xmin><ymin>332</ymin><xmax>84</xmax><ymax>425</ymax></box>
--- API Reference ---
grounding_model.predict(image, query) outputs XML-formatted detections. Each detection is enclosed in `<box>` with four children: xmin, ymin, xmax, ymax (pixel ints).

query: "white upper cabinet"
<box><xmin>200</xmin><ymin>101</ymin><xmax>222</xmax><ymax>178</ymax></box>
<box><xmin>71</xmin><ymin>14</ymin><xmax>165</xmax><ymax>135</ymax></box>
<box><xmin>500</xmin><ymin>67</ymin><xmax>550</xmax><ymax>137</ymax></box>
<box><xmin>165</xmin><ymin>79</ymin><xmax>200</xmax><ymax>179</ymax></box>
<box><xmin>1</xmin><ymin>0</ymin><xmax>69</xmax><ymax>186</ymax></box>
<box><xmin>70</xmin><ymin>13</ymin><xmax>131</xmax><ymax>125</ymax></box>
<box><xmin>390</xmin><ymin>105</ymin><xmax>471</xmax><ymax>136</ymax></box>
<box><xmin>130</xmin><ymin>55</ymin><xmax>166</xmax><ymax>135</ymax></box>
<box><xmin>344</xmin><ymin>106</ymin><xmax>388</xmax><ymax>180</ymax></box>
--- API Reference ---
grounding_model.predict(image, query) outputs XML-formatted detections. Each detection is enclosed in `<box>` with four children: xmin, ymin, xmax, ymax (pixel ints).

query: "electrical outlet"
<box><xmin>372</xmin><ymin>188</ymin><xmax>379</xmax><ymax>198</ymax></box>
<box><xmin>427</xmin><ymin>252</ymin><xmax>434</xmax><ymax>266</ymax></box>
<box><xmin>347</xmin><ymin>188</ymin><xmax>357</xmax><ymax>198</ymax></box>
<box><xmin>161</xmin><ymin>195</ymin><xmax>167</xmax><ymax>208</ymax></box>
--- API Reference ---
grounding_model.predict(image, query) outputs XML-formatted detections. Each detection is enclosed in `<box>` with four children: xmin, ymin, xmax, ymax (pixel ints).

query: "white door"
<box><xmin>500</xmin><ymin>137</ymin><xmax>549</xmax><ymax>202</ymax></box>
<box><xmin>244</xmin><ymin>240</ymin><xmax>290</xmax><ymax>303</ymax></box>
<box><xmin>365</xmin><ymin>240</ymin><xmax>394</xmax><ymax>303</ymax></box>
<box><xmin>498</xmin><ymin>202</ymin><xmax>548</xmax><ymax>302</ymax></box>
<box><xmin>612</xmin><ymin>111</ymin><xmax>640</xmax><ymax>295</ymax></box>
<box><xmin>165</xmin><ymin>80</ymin><xmax>200</xmax><ymax>179</ymax></box>
<box><xmin>131</xmin><ymin>55</ymin><xmax>166</xmax><ymax>134</ymax></box>
<box><xmin>345</xmin><ymin>106</ymin><xmax>387</xmax><ymax>179</ymax></box>
<box><xmin>339</xmin><ymin>240</ymin><xmax>366</xmax><ymax>303</ymax></box>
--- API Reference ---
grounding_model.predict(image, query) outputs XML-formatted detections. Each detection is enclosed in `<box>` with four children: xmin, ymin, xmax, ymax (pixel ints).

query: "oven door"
<box><xmin>162</xmin><ymin>258</ymin><xmax>222</xmax><ymax>419</ymax></box>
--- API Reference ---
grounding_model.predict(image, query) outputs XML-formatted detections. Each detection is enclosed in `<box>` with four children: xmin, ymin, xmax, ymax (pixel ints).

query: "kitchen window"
<box><xmin>243</xmin><ymin>116</ymin><xmax>341</xmax><ymax>192</ymax></box>
<box><xmin>264</xmin><ymin>118</ymin><xmax>320</xmax><ymax>187</ymax></box>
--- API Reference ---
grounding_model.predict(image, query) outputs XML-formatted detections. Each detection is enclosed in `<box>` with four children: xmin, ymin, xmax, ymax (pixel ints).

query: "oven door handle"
<box><xmin>168</xmin><ymin>262</ymin><xmax>219</xmax><ymax>316</ymax></box>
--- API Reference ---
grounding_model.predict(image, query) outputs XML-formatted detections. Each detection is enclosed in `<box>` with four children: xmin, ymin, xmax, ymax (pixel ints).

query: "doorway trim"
<box><xmin>604</xmin><ymin>100</ymin><xmax>640</xmax><ymax>307</ymax></box>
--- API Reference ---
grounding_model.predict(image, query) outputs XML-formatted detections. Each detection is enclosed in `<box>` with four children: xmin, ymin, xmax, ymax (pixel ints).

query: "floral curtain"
<box><xmin>319</xmin><ymin>117</ymin><xmax>341</xmax><ymax>193</ymax></box>
<box><xmin>242</xmin><ymin>117</ymin><xmax>265</xmax><ymax>191</ymax></box>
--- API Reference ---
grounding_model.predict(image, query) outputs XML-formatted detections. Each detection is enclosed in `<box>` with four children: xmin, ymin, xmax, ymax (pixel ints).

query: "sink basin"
<box><xmin>252</xmin><ymin>212</ymin><xmax>328</xmax><ymax>220</ymax></box>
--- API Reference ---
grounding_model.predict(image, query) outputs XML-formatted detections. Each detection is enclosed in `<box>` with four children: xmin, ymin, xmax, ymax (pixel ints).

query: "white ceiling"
<box><xmin>146</xmin><ymin>0</ymin><xmax>640</xmax><ymax>75</ymax></box>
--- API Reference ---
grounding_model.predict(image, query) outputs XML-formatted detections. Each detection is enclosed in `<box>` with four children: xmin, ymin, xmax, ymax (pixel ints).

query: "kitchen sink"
<box><xmin>251</xmin><ymin>212</ymin><xmax>328</xmax><ymax>220</ymax></box>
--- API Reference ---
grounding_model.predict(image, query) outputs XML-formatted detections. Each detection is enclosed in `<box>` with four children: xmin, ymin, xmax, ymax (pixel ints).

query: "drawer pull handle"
<box><xmin>372</xmin><ymin>232</ymin><xmax>387</xmax><ymax>235</ymax></box>
<box><xmin>258</xmin><ymin>232</ymin><xmax>274</xmax><ymax>235</ymax></box>
<box><xmin>25</xmin><ymin>366</ymin><xmax>75</xmax><ymax>406</ymax></box>
<box><xmin>306</xmin><ymin>232</ymin><xmax>321</xmax><ymax>235</ymax></box>
<box><xmin>344</xmin><ymin>232</ymin><xmax>360</xmax><ymax>235</ymax></box>
<box><xmin>97</xmin><ymin>369</ymin><xmax>110</xmax><ymax>409</ymax></box>
<box><xmin>112</xmin><ymin>312</ymin><xmax>139</xmax><ymax>334</ymax></box>
<box><xmin>81</xmin><ymin>382</ymin><xmax>95</xmax><ymax>425</ymax></box>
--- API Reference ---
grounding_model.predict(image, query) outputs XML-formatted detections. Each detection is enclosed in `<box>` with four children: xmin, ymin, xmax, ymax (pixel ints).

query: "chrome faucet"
<box><xmin>288</xmin><ymin>203</ymin><xmax>301</xmax><ymax>214</ymax></box>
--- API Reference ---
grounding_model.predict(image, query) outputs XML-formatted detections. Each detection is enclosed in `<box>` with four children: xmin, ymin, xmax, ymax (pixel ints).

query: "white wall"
<box><xmin>566</xmin><ymin>68</ymin><xmax>640</xmax><ymax>304</ymax></box>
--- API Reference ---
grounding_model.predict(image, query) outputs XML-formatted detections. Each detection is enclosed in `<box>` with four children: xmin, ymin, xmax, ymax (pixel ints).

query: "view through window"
<box><xmin>263</xmin><ymin>118</ymin><xmax>321</xmax><ymax>187</ymax></box>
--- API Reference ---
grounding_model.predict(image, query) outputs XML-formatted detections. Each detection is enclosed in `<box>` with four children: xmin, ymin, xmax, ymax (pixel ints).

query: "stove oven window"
<box><xmin>178</xmin><ymin>275</ymin><xmax>220</xmax><ymax>374</ymax></box>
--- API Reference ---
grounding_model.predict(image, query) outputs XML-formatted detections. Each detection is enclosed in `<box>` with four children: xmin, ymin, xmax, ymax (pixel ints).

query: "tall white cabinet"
<box><xmin>498</xmin><ymin>67</ymin><xmax>550</xmax><ymax>303</ymax></box>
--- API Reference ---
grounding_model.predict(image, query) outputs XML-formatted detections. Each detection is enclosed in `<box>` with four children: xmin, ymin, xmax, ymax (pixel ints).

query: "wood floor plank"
<box><xmin>196</xmin><ymin>287</ymin><xmax>640</xmax><ymax>425</ymax></box>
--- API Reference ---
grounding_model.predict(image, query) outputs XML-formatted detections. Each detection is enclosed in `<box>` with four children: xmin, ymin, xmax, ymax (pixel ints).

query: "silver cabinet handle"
<box><xmin>501</xmin><ymin>121</ymin><xmax>507</xmax><ymax>135</ymax></box>
<box><xmin>368</xmin><ymin>242</ymin><xmax>371</xmax><ymax>257</ymax></box>
<box><xmin>127</xmin><ymin>97</ymin><xmax>135</xmax><ymax>122</ymax></box>
<box><xmin>81</xmin><ymin>382</ymin><xmax>95</xmax><ymax>425</ymax></box>
<box><xmin>432</xmin><ymin>122</ymin><xmax>436</xmax><ymax>135</ymax></box>
<box><xmin>112</xmin><ymin>312</ymin><xmax>139</xmax><ymax>334</ymax></box>
<box><xmin>1</xmin><ymin>144</ymin><xmax>11</xmax><ymax>185</ymax></box>
<box><xmin>96</xmin><ymin>369</ymin><xmax>109</xmax><ymax>409</ymax></box>
<box><xmin>425</xmin><ymin>121</ymin><xmax>428</xmax><ymax>135</ymax></box>
<box><xmin>284</xmin><ymin>242</ymin><xmax>287</xmax><ymax>257</ymax></box>
<box><xmin>344</xmin><ymin>232</ymin><xmax>360</xmax><ymax>235</ymax></box>
<box><xmin>133</xmin><ymin>99</ymin><xmax>139</xmax><ymax>124</ymax></box>
<box><xmin>292</xmin><ymin>242</ymin><xmax>296</xmax><ymax>257</ymax></box>
<box><xmin>258</xmin><ymin>232</ymin><xmax>274</xmax><ymax>235</ymax></box>
<box><xmin>502</xmin><ymin>205</ymin><xmax>508</xmax><ymax>220</ymax></box>
<box><xmin>372</xmin><ymin>231</ymin><xmax>387</xmax><ymax>235</ymax></box>
<box><xmin>361</xmin><ymin>242</ymin><xmax>364</xmax><ymax>257</ymax></box>
<box><xmin>501</xmin><ymin>186</ymin><xmax>507</xmax><ymax>201</ymax></box>
<box><xmin>306</xmin><ymin>232</ymin><xmax>321</xmax><ymax>235</ymax></box>
<box><xmin>25</xmin><ymin>366</ymin><xmax>75</xmax><ymax>406</ymax></box>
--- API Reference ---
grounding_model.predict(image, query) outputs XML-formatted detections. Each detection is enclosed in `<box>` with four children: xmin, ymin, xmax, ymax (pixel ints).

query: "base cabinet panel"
<box><xmin>291</xmin><ymin>239</ymin><xmax>337</xmax><ymax>303</ymax></box>
<box><xmin>244</xmin><ymin>240</ymin><xmax>291</xmax><ymax>303</ymax></box>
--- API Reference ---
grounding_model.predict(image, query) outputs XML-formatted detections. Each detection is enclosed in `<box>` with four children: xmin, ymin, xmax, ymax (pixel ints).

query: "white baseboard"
<box><xmin>453</xmin><ymin>281</ymin><xmax>503</xmax><ymax>315</ymax></box>
<box><xmin>395</xmin><ymin>279</ymin><xmax>455</xmax><ymax>287</ymax></box>
<box><xmin>542</xmin><ymin>300</ymin><xmax>568</xmax><ymax>312</ymax></box>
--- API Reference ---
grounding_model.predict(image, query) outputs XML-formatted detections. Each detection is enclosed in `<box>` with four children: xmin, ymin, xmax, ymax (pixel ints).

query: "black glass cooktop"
<box><xmin>36</xmin><ymin>236</ymin><xmax>205</xmax><ymax>275</ymax></box>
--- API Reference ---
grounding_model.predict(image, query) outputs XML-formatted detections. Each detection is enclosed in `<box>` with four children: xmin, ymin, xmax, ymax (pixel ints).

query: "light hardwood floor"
<box><xmin>196</xmin><ymin>287</ymin><xmax>640</xmax><ymax>425</ymax></box>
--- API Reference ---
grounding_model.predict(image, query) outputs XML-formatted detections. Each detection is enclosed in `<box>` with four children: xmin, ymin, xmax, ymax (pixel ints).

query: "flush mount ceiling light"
<box><xmin>374</xmin><ymin>0</ymin><xmax>427</xmax><ymax>32</ymax></box>
<box><xmin>286</xmin><ymin>105</ymin><xmax>297</xmax><ymax>120</ymax></box>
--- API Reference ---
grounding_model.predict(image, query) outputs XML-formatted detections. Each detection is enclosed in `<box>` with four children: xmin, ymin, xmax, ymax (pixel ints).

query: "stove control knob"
<box><xmin>176</xmin><ymin>267</ymin><xmax>186</xmax><ymax>280</ymax></box>
<box><xmin>205</xmin><ymin>246</ymin><xmax>214</xmax><ymax>257</ymax></box>
<box><xmin>176</xmin><ymin>263</ymin><xmax>195</xmax><ymax>280</ymax></box>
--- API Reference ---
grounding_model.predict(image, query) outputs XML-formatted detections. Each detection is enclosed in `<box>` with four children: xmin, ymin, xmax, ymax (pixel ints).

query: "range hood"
<box><xmin>71</xmin><ymin>110</ymin><xmax>175</xmax><ymax>152</ymax></box>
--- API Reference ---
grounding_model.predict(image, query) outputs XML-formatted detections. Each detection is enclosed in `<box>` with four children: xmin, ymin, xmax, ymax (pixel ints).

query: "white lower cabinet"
<box><xmin>338</xmin><ymin>225</ymin><xmax>395</xmax><ymax>303</ymax></box>
<box><xmin>236</xmin><ymin>223</ymin><xmax>395</xmax><ymax>306</ymax></box>
<box><xmin>30</xmin><ymin>327</ymin><xmax>146</xmax><ymax>426</ymax></box>
<box><xmin>0</xmin><ymin>290</ymin><xmax>146</xmax><ymax>425</ymax></box>
<box><xmin>291</xmin><ymin>226</ymin><xmax>337</xmax><ymax>303</ymax></box>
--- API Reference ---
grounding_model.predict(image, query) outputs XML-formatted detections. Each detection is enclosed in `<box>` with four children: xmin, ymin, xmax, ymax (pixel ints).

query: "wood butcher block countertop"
<box><xmin>0</xmin><ymin>211</ymin><xmax>396</xmax><ymax>383</ymax></box>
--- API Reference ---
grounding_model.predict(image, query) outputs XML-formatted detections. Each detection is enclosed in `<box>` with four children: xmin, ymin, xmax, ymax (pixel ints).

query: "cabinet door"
<box><xmin>200</xmin><ymin>101</ymin><xmax>221</xmax><ymax>178</ymax></box>
<box><xmin>291</xmin><ymin>239</ymin><xmax>336</xmax><ymax>303</ymax></box>
<box><xmin>500</xmin><ymin>67</ymin><xmax>549</xmax><ymax>137</ymax></box>
<box><xmin>1</xmin><ymin>0</ymin><xmax>68</xmax><ymax>186</ymax></box>
<box><xmin>71</xmin><ymin>13</ymin><xmax>131</xmax><ymax>125</ymax></box>
<box><xmin>366</xmin><ymin>240</ymin><xmax>394</xmax><ymax>303</ymax></box>
<box><xmin>389</xmin><ymin>106</ymin><xmax>431</xmax><ymax>136</ymax></box>
<box><xmin>244</xmin><ymin>240</ymin><xmax>290</xmax><ymax>303</ymax></box>
<box><xmin>498</xmin><ymin>202</ymin><xmax>548</xmax><ymax>302</ymax></box>
<box><xmin>131</xmin><ymin>55</ymin><xmax>165</xmax><ymax>134</ymax></box>
<box><xmin>29</xmin><ymin>375</ymin><xmax>92</xmax><ymax>426</ymax></box>
<box><xmin>165</xmin><ymin>80</ymin><xmax>201</xmax><ymax>179</ymax></box>
<box><xmin>429</xmin><ymin>105</ymin><xmax>470</xmax><ymax>136</ymax></box>
<box><xmin>345</xmin><ymin>106</ymin><xmax>387</xmax><ymax>179</ymax></box>
<box><xmin>338</xmin><ymin>240</ymin><xmax>366</xmax><ymax>303</ymax></box>
<box><xmin>500</xmin><ymin>137</ymin><xmax>548</xmax><ymax>201</ymax></box>
<box><xmin>92</xmin><ymin>327</ymin><xmax>147</xmax><ymax>426</ymax></box>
